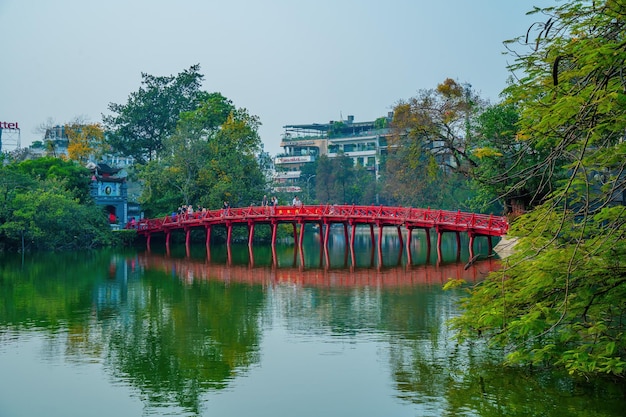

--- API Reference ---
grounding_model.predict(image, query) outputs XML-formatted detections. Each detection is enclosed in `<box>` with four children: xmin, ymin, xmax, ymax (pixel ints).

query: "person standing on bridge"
<box><xmin>292</xmin><ymin>196</ymin><xmax>302</xmax><ymax>207</ymax></box>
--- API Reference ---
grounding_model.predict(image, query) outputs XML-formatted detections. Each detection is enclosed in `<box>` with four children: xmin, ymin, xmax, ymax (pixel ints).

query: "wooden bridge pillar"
<box><xmin>226</xmin><ymin>222</ymin><xmax>232</xmax><ymax>247</ymax></box>
<box><xmin>248</xmin><ymin>245</ymin><xmax>255</xmax><ymax>267</ymax></box>
<box><xmin>185</xmin><ymin>228</ymin><xmax>191</xmax><ymax>248</ymax></box>
<box><xmin>468</xmin><ymin>232</ymin><xmax>475</xmax><ymax>260</ymax></box>
<box><xmin>378</xmin><ymin>225</ymin><xmax>384</xmax><ymax>267</ymax></box>
<box><xmin>146</xmin><ymin>233</ymin><xmax>152</xmax><ymax>252</ymax></box>
<box><xmin>248</xmin><ymin>222</ymin><xmax>255</xmax><ymax>247</ymax></box>
<box><xmin>349</xmin><ymin>224</ymin><xmax>356</xmax><ymax>267</ymax></box>
<box><xmin>165</xmin><ymin>230</ymin><xmax>171</xmax><ymax>253</ymax></box>
<box><xmin>298</xmin><ymin>221</ymin><xmax>305</xmax><ymax>249</ymax></box>
<box><xmin>436</xmin><ymin>229</ymin><xmax>443</xmax><ymax>265</ymax></box>
<box><xmin>406</xmin><ymin>228</ymin><xmax>413</xmax><ymax>264</ymax></box>
<box><xmin>323</xmin><ymin>222</ymin><xmax>331</xmax><ymax>269</ymax></box>
<box><xmin>205</xmin><ymin>225</ymin><xmax>211</xmax><ymax>251</ymax></box>
<box><xmin>271</xmin><ymin>221</ymin><xmax>278</xmax><ymax>247</ymax></box>
<box><xmin>271</xmin><ymin>244</ymin><xmax>277</xmax><ymax>267</ymax></box>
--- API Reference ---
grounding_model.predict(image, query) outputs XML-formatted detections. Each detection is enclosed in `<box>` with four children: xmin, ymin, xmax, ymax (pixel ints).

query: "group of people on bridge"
<box><xmin>125</xmin><ymin>194</ymin><xmax>309</xmax><ymax>228</ymax></box>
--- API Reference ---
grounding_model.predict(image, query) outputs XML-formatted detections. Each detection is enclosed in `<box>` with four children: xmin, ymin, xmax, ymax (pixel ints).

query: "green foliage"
<box><xmin>313</xmin><ymin>153</ymin><xmax>378</xmax><ymax>205</ymax></box>
<box><xmin>452</xmin><ymin>1</ymin><xmax>626</xmax><ymax>379</ymax></box>
<box><xmin>380</xmin><ymin>144</ymin><xmax>474</xmax><ymax>210</ymax></box>
<box><xmin>15</xmin><ymin>157</ymin><xmax>92</xmax><ymax>203</ymax></box>
<box><xmin>452</xmin><ymin>203</ymin><xmax>626</xmax><ymax>377</ymax></box>
<box><xmin>382</xmin><ymin>79</ymin><xmax>490</xmax><ymax>210</ymax></box>
<box><xmin>104</xmin><ymin>64</ymin><xmax>207</xmax><ymax>163</ymax></box>
<box><xmin>0</xmin><ymin>177</ymin><xmax>114</xmax><ymax>251</ymax></box>
<box><xmin>113</xmin><ymin>229</ymin><xmax>139</xmax><ymax>247</ymax></box>
<box><xmin>137</xmin><ymin>93</ymin><xmax>265</xmax><ymax>216</ymax></box>
<box><xmin>0</xmin><ymin>160</ymin><xmax>114</xmax><ymax>252</ymax></box>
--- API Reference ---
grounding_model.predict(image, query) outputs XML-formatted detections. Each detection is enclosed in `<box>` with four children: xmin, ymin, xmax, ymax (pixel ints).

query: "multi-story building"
<box><xmin>274</xmin><ymin>114</ymin><xmax>393</xmax><ymax>190</ymax></box>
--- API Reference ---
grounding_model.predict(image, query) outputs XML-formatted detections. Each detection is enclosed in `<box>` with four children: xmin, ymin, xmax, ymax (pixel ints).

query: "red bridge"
<box><xmin>129</xmin><ymin>204</ymin><xmax>509</xmax><ymax>266</ymax></box>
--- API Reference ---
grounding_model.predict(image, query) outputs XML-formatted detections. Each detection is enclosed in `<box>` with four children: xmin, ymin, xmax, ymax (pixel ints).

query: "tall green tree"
<box><xmin>452</xmin><ymin>1</ymin><xmax>626</xmax><ymax>379</ymax></box>
<box><xmin>138</xmin><ymin>94</ymin><xmax>265</xmax><ymax>216</ymax></box>
<box><xmin>104</xmin><ymin>64</ymin><xmax>207</xmax><ymax>163</ymax></box>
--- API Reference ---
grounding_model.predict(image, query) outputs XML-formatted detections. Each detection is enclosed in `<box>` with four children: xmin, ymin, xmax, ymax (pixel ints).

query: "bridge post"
<box><xmin>436</xmin><ymin>229</ymin><xmax>443</xmax><ymax>265</ymax></box>
<box><xmin>349</xmin><ymin>223</ymin><xmax>357</xmax><ymax>267</ymax></box>
<box><xmin>396</xmin><ymin>226</ymin><xmax>403</xmax><ymax>248</ymax></box>
<box><xmin>226</xmin><ymin>222</ymin><xmax>232</xmax><ymax>247</ymax></box>
<box><xmin>165</xmin><ymin>230</ymin><xmax>171</xmax><ymax>252</ymax></box>
<box><xmin>377</xmin><ymin>225</ymin><xmax>384</xmax><ymax>267</ymax></box>
<box><xmin>468</xmin><ymin>232</ymin><xmax>475</xmax><ymax>259</ymax></box>
<box><xmin>323</xmin><ymin>222</ymin><xmax>331</xmax><ymax>268</ymax></box>
<box><xmin>205</xmin><ymin>225</ymin><xmax>211</xmax><ymax>251</ymax></box>
<box><xmin>248</xmin><ymin>222</ymin><xmax>255</xmax><ymax>247</ymax></box>
<box><xmin>271</xmin><ymin>221</ymin><xmax>277</xmax><ymax>246</ymax></box>
<box><xmin>298</xmin><ymin>221</ymin><xmax>305</xmax><ymax>249</ymax></box>
<box><xmin>406</xmin><ymin>228</ymin><xmax>413</xmax><ymax>264</ymax></box>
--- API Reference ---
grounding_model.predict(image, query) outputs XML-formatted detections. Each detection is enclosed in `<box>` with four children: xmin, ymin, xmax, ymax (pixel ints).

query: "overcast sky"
<box><xmin>0</xmin><ymin>0</ymin><xmax>554</xmax><ymax>156</ymax></box>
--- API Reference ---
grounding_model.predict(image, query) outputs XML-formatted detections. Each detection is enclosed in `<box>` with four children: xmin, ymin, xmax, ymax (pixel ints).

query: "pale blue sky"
<box><xmin>0</xmin><ymin>0</ymin><xmax>554</xmax><ymax>156</ymax></box>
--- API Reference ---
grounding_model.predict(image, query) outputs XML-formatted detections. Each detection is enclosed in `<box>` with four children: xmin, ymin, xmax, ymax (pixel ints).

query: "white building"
<box><xmin>274</xmin><ymin>114</ymin><xmax>393</xmax><ymax>187</ymax></box>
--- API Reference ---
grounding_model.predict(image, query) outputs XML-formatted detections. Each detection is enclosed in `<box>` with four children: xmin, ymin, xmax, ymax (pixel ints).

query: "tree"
<box><xmin>137</xmin><ymin>94</ymin><xmax>265</xmax><ymax>216</ymax></box>
<box><xmin>104</xmin><ymin>64</ymin><xmax>207</xmax><ymax>163</ymax></box>
<box><xmin>0</xmin><ymin>161</ymin><xmax>113</xmax><ymax>252</ymax></box>
<box><xmin>315</xmin><ymin>155</ymin><xmax>334</xmax><ymax>204</ymax></box>
<box><xmin>15</xmin><ymin>157</ymin><xmax>92</xmax><ymax>203</ymax></box>
<box><xmin>65</xmin><ymin>122</ymin><xmax>107</xmax><ymax>163</ymax></box>
<box><xmin>391</xmin><ymin>78</ymin><xmax>486</xmax><ymax>176</ymax></box>
<box><xmin>451</xmin><ymin>1</ymin><xmax>626</xmax><ymax>379</ymax></box>
<box><xmin>381</xmin><ymin>79</ymin><xmax>487</xmax><ymax>210</ymax></box>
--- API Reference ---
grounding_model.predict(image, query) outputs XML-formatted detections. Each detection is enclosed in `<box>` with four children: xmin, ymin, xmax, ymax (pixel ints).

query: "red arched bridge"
<box><xmin>128</xmin><ymin>204</ymin><xmax>509</xmax><ymax>265</ymax></box>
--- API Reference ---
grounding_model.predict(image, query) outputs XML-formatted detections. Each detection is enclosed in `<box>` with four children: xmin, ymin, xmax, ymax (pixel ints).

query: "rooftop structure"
<box><xmin>274</xmin><ymin>113</ymin><xmax>393</xmax><ymax>190</ymax></box>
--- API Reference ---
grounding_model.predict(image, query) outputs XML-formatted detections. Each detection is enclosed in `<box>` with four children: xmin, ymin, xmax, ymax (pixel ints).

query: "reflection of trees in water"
<box><xmin>387</xmin><ymin>318</ymin><xmax>622</xmax><ymax>417</ymax></box>
<box><xmin>0</xmin><ymin>250</ymin><xmax>266</xmax><ymax>415</ymax></box>
<box><xmin>104</xmin><ymin>273</ymin><xmax>265</xmax><ymax>413</ymax></box>
<box><xmin>261</xmin><ymin>281</ymin><xmax>623</xmax><ymax>417</ymax></box>
<box><xmin>389</xmin><ymin>336</ymin><xmax>623</xmax><ymax>417</ymax></box>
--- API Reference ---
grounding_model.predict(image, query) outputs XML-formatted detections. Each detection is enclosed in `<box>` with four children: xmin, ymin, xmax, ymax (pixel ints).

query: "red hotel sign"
<box><xmin>0</xmin><ymin>121</ymin><xmax>20</xmax><ymax>129</ymax></box>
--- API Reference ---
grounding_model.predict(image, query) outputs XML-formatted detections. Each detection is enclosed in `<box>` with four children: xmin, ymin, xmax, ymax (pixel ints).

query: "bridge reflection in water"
<box><xmin>136</xmin><ymin>251</ymin><xmax>500</xmax><ymax>288</ymax></box>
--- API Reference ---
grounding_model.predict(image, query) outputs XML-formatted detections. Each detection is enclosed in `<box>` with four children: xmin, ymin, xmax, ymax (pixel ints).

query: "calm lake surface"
<box><xmin>0</xmin><ymin>231</ymin><xmax>623</xmax><ymax>416</ymax></box>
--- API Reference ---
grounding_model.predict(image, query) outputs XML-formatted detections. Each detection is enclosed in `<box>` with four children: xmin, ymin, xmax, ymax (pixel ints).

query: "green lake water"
<box><xmin>0</xmin><ymin>231</ymin><xmax>623</xmax><ymax>416</ymax></box>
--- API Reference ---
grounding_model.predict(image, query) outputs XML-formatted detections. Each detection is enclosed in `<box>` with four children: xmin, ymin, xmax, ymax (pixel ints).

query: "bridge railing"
<box><xmin>129</xmin><ymin>204</ymin><xmax>509</xmax><ymax>236</ymax></box>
